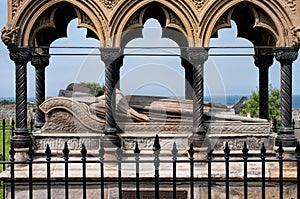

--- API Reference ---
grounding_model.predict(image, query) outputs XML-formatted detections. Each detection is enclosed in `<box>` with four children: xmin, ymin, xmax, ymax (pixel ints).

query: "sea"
<box><xmin>1</xmin><ymin>95</ymin><xmax>300</xmax><ymax>108</ymax></box>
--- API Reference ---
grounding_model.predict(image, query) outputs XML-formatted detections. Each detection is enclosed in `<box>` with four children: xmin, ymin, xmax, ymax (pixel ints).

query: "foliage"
<box><xmin>79</xmin><ymin>82</ymin><xmax>105</xmax><ymax>97</ymax></box>
<box><xmin>241</xmin><ymin>85</ymin><xmax>280</xmax><ymax>121</ymax></box>
<box><xmin>0</xmin><ymin>100</ymin><xmax>14</xmax><ymax>105</ymax></box>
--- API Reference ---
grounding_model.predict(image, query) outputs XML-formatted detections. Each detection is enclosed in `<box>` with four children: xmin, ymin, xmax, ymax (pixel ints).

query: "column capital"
<box><xmin>187</xmin><ymin>47</ymin><xmax>209</xmax><ymax>66</ymax></box>
<box><xmin>31</xmin><ymin>54</ymin><xmax>50</xmax><ymax>68</ymax></box>
<box><xmin>100</xmin><ymin>48</ymin><xmax>121</xmax><ymax>65</ymax></box>
<box><xmin>253</xmin><ymin>54</ymin><xmax>274</xmax><ymax>69</ymax></box>
<box><xmin>275</xmin><ymin>47</ymin><xmax>299</xmax><ymax>62</ymax></box>
<box><xmin>9</xmin><ymin>47</ymin><xmax>32</xmax><ymax>63</ymax></box>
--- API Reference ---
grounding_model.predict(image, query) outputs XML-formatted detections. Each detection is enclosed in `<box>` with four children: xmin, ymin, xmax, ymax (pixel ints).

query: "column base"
<box><xmin>11</xmin><ymin>135</ymin><xmax>32</xmax><ymax>149</ymax></box>
<box><xmin>189</xmin><ymin>127</ymin><xmax>207</xmax><ymax>147</ymax></box>
<box><xmin>103</xmin><ymin>127</ymin><xmax>122</xmax><ymax>148</ymax></box>
<box><xmin>34</xmin><ymin>121</ymin><xmax>45</xmax><ymax>130</ymax></box>
<box><xmin>275</xmin><ymin>127</ymin><xmax>298</xmax><ymax>147</ymax></box>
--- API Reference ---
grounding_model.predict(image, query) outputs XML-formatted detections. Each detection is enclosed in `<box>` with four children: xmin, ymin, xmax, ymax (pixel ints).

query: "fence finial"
<box><xmin>188</xmin><ymin>143</ymin><xmax>194</xmax><ymax>159</ymax></box>
<box><xmin>63</xmin><ymin>142</ymin><xmax>69</xmax><ymax>160</ymax></box>
<box><xmin>260</xmin><ymin>143</ymin><xmax>266</xmax><ymax>159</ymax></box>
<box><xmin>206</xmin><ymin>142</ymin><xmax>214</xmax><ymax>160</ymax></box>
<box><xmin>242</xmin><ymin>141</ymin><xmax>249</xmax><ymax>159</ymax></box>
<box><xmin>99</xmin><ymin>137</ymin><xmax>105</xmax><ymax>161</ymax></box>
<box><xmin>224</xmin><ymin>142</ymin><xmax>230</xmax><ymax>160</ymax></box>
<box><xmin>28</xmin><ymin>142</ymin><xmax>34</xmax><ymax>161</ymax></box>
<box><xmin>134</xmin><ymin>141</ymin><xmax>140</xmax><ymax>154</ymax></box>
<box><xmin>153</xmin><ymin>135</ymin><xmax>161</xmax><ymax>152</ymax></box>
<box><xmin>172</xmin><ymin>142</ymin><xmax>178</xmax><ymax>159</ymax></box>
<box><xmin>116</xmin><ymin>147</ymin><xmax>123</xmax><ymax>161</ymax></box>
<box><xmin>277</xmin><ymin>141</ymin><xmax>284</xmax><ymax>159</ymax></box>
<box><xmin>81</xmin><ymin>143</ymin><xmax>87</xmax><ymax>159</ymax></box>
<box><xmin>45</xmin><ymin>144</ymin><xmax>51</xmax><ymax>160</ymax></box>
<box><xmin>9</xmin><ymin>143</ymin><xmax>15</xmax><ymax>161</ymax></box>
<box><xmin>296</xmin><ymin>141</ymin><xmax>300</xmax><ymax>159</ymax></box>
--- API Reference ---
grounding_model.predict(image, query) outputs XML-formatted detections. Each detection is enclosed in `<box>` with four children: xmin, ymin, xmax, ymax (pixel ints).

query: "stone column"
<box><xmin>31</xmin><ymin>54</ymin><xmax>50</xmax><ymax>129</ymax></box>
<box><xmin>181</xmin><ymin>58</ymin><xmax>193</xmax><ymax>100</ymax></box>
<box><xmin>9</xmin><ymin>47</ymin><xmax>33</xmax><ymax>148</ymax></box>
<box><xmin>254</xmin><ymin>55</ymin><xmax>274</xmax><ymax>120</ymax></box>
<box><xmin>100</xmin><ymin>48</ymin><xmax>121</xmax><ymax>147</ymax></box>
<box><xmin>188</xmin><ymin>48</ymin><xmax>208</xmax><ymax>147</ymax></box>
<box><xmin>114</xmin><ymin>55</ymin><xmax>124</xmax><ymax>90</ymax></box>
<box><xmin>275</xmin><ymin>47</ymin><xmax>299</xmax><ymax>147</ymax></box>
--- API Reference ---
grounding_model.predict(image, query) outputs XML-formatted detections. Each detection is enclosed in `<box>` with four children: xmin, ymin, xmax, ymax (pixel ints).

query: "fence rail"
<box><xmin>1</xmin><ymin>120</ymin><xmax>300</xmax><ymax>199</ymax></box>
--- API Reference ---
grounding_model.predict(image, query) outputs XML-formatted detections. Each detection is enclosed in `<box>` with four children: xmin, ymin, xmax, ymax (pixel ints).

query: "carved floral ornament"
<box><xmin>99</xmin><ymin>0</ymin><xmax>119</xmax><ymax>10</ymax></box>
<box><xmin>12</xmin><ymin>0</ymin><xmax>27</xmax><ymax>18</ymax></box>
<box><xmin>285</xmin><ymin>0</ymin><xmax>296</xmax><ymax>15</ymax></box>
<box><xmin>1</xmin><ymin>26</ymin><xmax>19</xmax><ymax>46</ymax></box>
<box><xmin>192</xmin><ymin>0</ymin><xmax>209</xmax><ymax>11</ymax></box>
<box><xmin>292</xmin><ymin>27</ymin><xmax>300</xmax><ymax>46</ymax></box>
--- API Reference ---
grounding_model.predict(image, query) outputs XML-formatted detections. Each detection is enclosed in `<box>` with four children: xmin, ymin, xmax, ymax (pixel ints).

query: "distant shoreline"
<box><xmin>1</xmin><ymin>95</ymin><xmax>300</xmax><ymax>108</ymax></box>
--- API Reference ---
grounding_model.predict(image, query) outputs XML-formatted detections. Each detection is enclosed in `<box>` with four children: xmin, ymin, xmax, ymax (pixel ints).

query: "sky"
<box><xmin>1</xmin><ymin>1</ymin><xmax>300</xmax><ymax>99</ymax></box>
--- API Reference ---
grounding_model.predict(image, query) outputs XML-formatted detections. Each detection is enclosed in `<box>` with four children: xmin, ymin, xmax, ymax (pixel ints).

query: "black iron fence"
<box><xmin>1</xmin><ymin>120</ymin><xmax>300</xmax><ymax>199</ymax></box>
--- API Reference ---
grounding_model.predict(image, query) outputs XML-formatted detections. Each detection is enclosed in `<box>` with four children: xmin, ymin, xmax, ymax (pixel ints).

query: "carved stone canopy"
<box><xmin>3</xmin><ymin>0</ymin><xmax>298</xmax><ymax>48</ymax></box>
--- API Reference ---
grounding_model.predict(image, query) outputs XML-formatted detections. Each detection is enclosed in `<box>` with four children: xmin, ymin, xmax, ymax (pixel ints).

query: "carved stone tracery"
<box><xmin>99</xmin><ymin>0</ymin><xmax>120</xmax><ymax>10</ymax></box>
<box><xmin>79</xmin><ymin>11</ymin><xmax>95</xmax><ymax>27</ymax></box>
<box><xmin>285</xmin><ymin>0</ymin><xmax>296</xmax><ymax>15</ymax></box>
<box><xmin>191</xmin><ymin>0</ymin><xmax>209</xmax><ymax>11</ymax></box>
<box><xmin>168</xmin><ymin>11</ymin><xmax>184</xmax><ymax>28</ymax></box>
<box><xmin>125</xmin><ymin>12</ymin><xmax>141</xmax><ymax>29</ymax></box>
<box><xmin>12</xmin><ymin>0</ymin><xmax>27</xmax><ymax>18</ymax></box>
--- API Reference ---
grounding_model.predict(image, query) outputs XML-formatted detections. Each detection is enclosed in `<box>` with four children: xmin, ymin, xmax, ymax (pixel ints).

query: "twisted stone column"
<box><xmin>9</xmin><ymin>47</ymin><xmax>32</xmax><ymax>148</ymax></box>
<box><xmin>188</xmin><ymin>48</ymin><xmax>208</xmax><ymax>147</ymax></box>
<box><xmin>181</xmin><ymin>58</ymin><xmax>193</xmax><ymax>100</ymax></box>
<box><xmin>31</xmin><ymin>54</ymin><xmax>50</xmax><ymax>129</ymax></box>
<box><xmin>100</xmin><ymin>48</ymin><xmax>122</xmax><ymax>147</ymax></box>
<box><xmin>114</xmin><ymin>55</ymin><xmax>124</xmax><ymax>90</ymax></box>
<box><xmin>275</xmin><ymin>47</ymin><xmax>299</xmax><ymax>147</ymax></box>
<box><xmin>254</xmin><ymin>55</ymin><xmax>274</xmax><ymax>120</ymax></box>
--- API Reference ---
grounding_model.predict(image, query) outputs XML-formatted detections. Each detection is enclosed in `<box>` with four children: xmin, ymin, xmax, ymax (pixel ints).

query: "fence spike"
<box><xmin>30</xmin><ymin>118</ymin><xmax>34</xmax><ymax>132</ymax></box>
<box><xmin>10</xmin><ymin>119</ymin><xmax>15</xmax><ymax>138</ymax></box>
<box><xmin>188</xmin><ymin>143</ymin><xmax>194</xmax><ymax>159</ymax></box>
<box><xmin>171</xmin><ymin>142</ymin><xmax>178</xmax><ymax>159</ymax></box>
<box><xmin>28</xmin><ymin>143</ymin><xmax>34</xmax><ymax>161</ymax></box>
<box><xmin>116</xmin><ymin>147</ymin><xmax>123</xmax><ymax>160</ymax></box>
<box><xmin>260</xmin><ymin>143</ymin><xmax>266</xmax><ymax>159</ymax></box>
<box><xmin>63</xmin><ymin>142</ymin><xmax>69</xmax><ymax>160</ymax></box>
<box><xmin>45</xmin><ymin>144</ymin><xmax>51</xmax><ymax>161</ymax></box>
<box><xmin>9</xmin><ymin>143</ymin><xmax>15</xmax><ymax>162</ymax></box>
<box><xmin>292</xmin><ymin>119</ymin><xmax>295</xmax><ymax>129</ymax></box>
<box><xmin>206</xmin><ymin>142</ymin><xmax>214</xmax><ymax>160</ymax></box>
<box><xmin>99</xmin><ymin>137</ymin><xmax>105</xmax><ymax>160</ymax></box>
<box><xmin>224</xmin><ymin>142</ymin><xmax>230</xmax><ymax>160</ymax></box>
<box><xmin>134</xmin><ymin>141</ymin><xmax>140</xmax><ymax>154</ymax></box>
<box><xmin>81</xmin><ymin>143</ymin><xmax>87</xmax><ymax>159</ymax></box>
<box><xmin>153</xmin><ymin>134</ymin><xmax>161</xmax><ymax>152</ymax></box>
<box><xmin>242</xmin><ymin>141</ymin><xmax>249</xmax><ymax>159</ymax></box>
<box><xmin>277</xmin><ymin>141</ymin><xmax>284</xmax><ymax>159</ymax></box>
<box><xmin>295</xmin><ymin>141</ymin><xmax>300</xmax><ymax>159</ymax></box>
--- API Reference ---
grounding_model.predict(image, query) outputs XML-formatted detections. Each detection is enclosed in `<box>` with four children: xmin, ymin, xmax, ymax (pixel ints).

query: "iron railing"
<box><xmin>0</xmin><ymin>120</ymin><xmax>300</xmax><ymax>199</ymax></box>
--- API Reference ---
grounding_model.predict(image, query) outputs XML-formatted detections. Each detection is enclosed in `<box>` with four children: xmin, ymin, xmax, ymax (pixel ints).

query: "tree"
<box><xmin>79</xmin><ymin>82</ymin><xmax>105</xmax><ymax>97</ymax></box>
<box><xmin>241</xmin><ymin>85</ymin><xmax>280</xmax><ymax>121</ymax></box>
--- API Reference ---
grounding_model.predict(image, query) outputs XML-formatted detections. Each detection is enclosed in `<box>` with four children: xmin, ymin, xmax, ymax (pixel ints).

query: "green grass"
<box><xmin>0</xmin><ymin>123</ymin><xmax>10</xmax><ymax>199</ymax></box>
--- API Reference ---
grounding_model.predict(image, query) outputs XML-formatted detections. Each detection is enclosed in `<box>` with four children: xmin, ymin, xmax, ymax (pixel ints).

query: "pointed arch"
<box><xmin>10</xmin><ymin>0</ymin><xmax>106</xmax><ymax>47</ymax></box>
<box><xmin>201</xmin><ymin>0</ymin><xmax>296</xmax><ymax>47</ymax></box>
<box><xmin>109</xmin><ymin>0</ymin><xmax>197</xmax><ymax>48</ymax></box>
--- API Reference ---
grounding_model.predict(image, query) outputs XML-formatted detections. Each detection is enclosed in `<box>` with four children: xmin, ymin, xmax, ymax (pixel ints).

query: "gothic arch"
<box><xmin>109</xmin><ymin>1</ymin><xmax>196</xmax><ymax>48</ymax></box>
<box><xmin>201</xmin><ymin>0</ymin><xmax>297</xmax><ymax>48</ymax></box>
<box><xmin>6</xmin><ymin>0</ymin><xmax>105</xmax><ymax>48</ymax></box>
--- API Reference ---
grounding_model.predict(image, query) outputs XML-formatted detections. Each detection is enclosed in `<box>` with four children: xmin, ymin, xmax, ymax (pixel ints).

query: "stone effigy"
<box><xmin>35</xmin><ymin>86</ymin><xmax>273</xmax><ymax>152</ymax></box>
<box><xmin>40</xmin><ymin>89</ymin><xmax>267</xmax><ymax>134</ymax></box>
